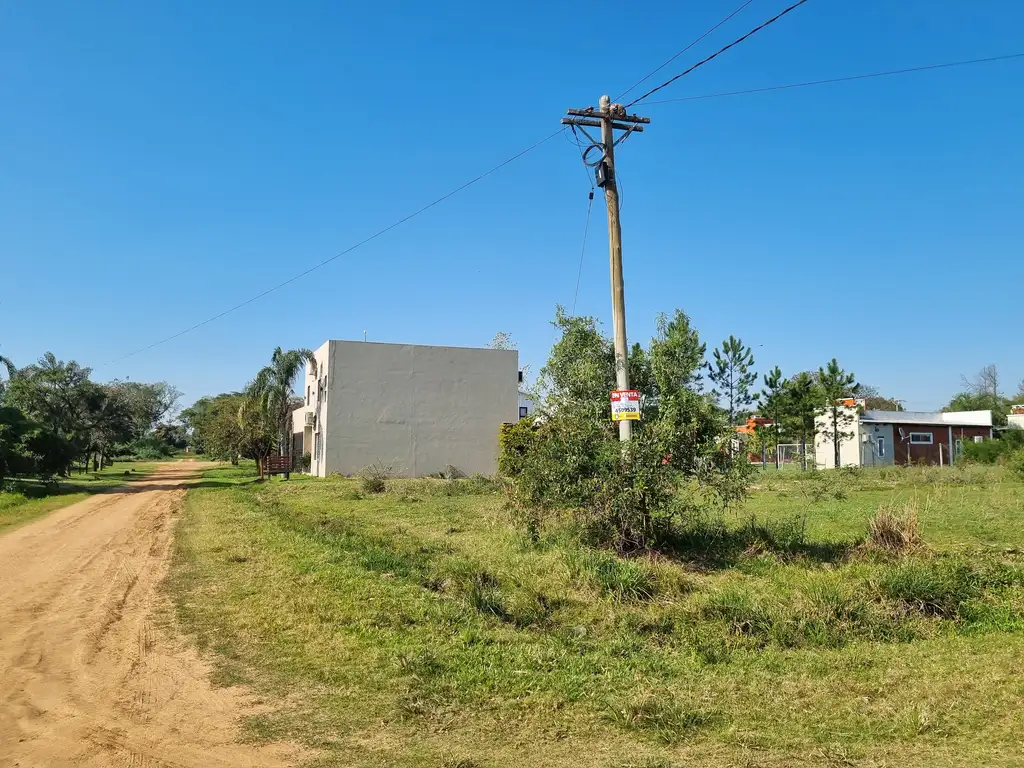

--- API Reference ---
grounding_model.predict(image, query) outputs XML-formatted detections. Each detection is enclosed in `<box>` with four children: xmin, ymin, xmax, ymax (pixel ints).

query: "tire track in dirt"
<box><xmin>0</xmin><ymin>464</ymin><xmax>306</xmax><ymax>767</ymax></box>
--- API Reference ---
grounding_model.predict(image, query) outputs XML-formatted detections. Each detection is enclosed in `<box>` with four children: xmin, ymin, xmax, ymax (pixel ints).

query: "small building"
<box><xmin>816</xmin><ymin>408</ymin><xmax>993</xmax><ymax>469</ymax></box>
<box><xmin>291</xmin><ymin>340</ymin><xmax>519</xmax><ymax>477</ymax></box>
<box><xmin>1009</xmin><ymin>404</ymin><xmax>1024</xmax><ymax>430</ymax></box>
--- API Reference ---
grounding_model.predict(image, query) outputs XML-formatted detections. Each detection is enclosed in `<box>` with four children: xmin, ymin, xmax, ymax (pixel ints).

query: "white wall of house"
<box><xmin>298</xmin><ymin>341</ymin><xmax>331</xmax><ymax>477</ymax></box>
<box><xmin>518</xmin><ymin>391</ymin><xmax>535</xmax><ymax>419</ymax></box>
<box><xmin>1006</xmin><ymin>406</ymin><xmax>1023</xmax><ymax>430</ymax></box>
<box><xmin>294</xmin><ymin>340</ymin><xmax>518</xmax><ymax>477</ymax></box>
<box><xmin>814</xmin><ymin>406</ymin><xmax>863</xmax><ymax>469</ymax></box>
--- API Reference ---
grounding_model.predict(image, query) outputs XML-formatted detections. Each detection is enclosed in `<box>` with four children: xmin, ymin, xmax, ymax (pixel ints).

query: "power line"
<box><xmin>614</xmin><ymin>0</ymin><xmax>757</xmax><ymax>103</ymax></box>
<box><xmin>104</xmin><ymin>129</ymin><xmax>564</xmax><ymax>367</ymax></box>
<box><xmin>639</xmin><ymin>52</ymin><xmax>1024</xmax><ymax>104</ymax></box>
<box><xmin>625</xmin><ymin>0</ymin><xmax>812</xmax><ymax>108</ymax></box>
<box><xmin>571</xmin><ymin>190</ymin><xmax>595</xmax><ymax>316</ymax></box>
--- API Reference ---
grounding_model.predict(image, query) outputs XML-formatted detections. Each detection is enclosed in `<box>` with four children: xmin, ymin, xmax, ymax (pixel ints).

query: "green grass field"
<box><xmin>0</xmin><ymin>461</ymin><xmax>161</xmax><ymax>533</ymax></box>
<box><xmin>170</xmin><ymin>465</ymin><xmax>1024</xmax><ymax>767</ymax></box>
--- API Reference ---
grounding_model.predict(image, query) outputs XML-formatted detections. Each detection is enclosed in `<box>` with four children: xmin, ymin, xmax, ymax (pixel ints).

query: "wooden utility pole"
<box><xmin>562</xmin><ymin>96</ymin><xmax>650</xmax><ymax>441</ymax></box>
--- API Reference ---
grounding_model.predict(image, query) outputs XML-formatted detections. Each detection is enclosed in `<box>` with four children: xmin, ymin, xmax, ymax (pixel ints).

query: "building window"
<box><xmin>518</xmin><ymin>370</ymin><xmax>524</xmax><ymax>384</ymax></box>
<box><xmin>973</xmin><ymin>435</ymin><xmax>984</xmax><ymax>443</ymax></box>
<box><xmin>909</xmin><ymin>432</ymin><xmax>933</xmax><ymax>444</ymax></box>
<box><xmin>519</xmin><ymin>406</ymin><xmax>529</xmax><ymax>419</ymax></box>
<box><xmin>307</xmin><ymin>386</ymin><xmax>310</xmax><ymax>405</ymax></box>
<box><xmin>877</xmin><ymin>437</ymin><xmax>886</xmax><ymax>457</ymax></box>
<box><xmin>955</xmin><ymin>439</ymin><xmax>963</xmax><ymax>456</ymax></box>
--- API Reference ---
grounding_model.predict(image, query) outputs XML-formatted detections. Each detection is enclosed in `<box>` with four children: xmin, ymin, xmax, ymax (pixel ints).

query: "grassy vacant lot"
<box><xmin>0</xmin><ymin>461</ymin><xmax>161</xmax><ymax>533</ymax></box>
<box><xmin>171</xmin><ymin>465</ymin><xmax>1024</xmax><ymax>767</ymax></box>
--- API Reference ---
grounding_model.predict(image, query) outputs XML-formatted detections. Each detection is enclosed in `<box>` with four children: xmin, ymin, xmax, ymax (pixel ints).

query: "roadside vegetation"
<box><xmin>0</xmin><ymin>460</ymin><xmax>160</xmax><ymax>533</ymax></box>
<box><xmin>170</xmin><ymin>310</ymin><xmax>1024</xmax><ymax>767</ymax></box>
<box><xmin>0</xmin><ymin>348</ymin><xmax>183</xmax><ymax>484</ymax></box>
<box><xmin>173</xmin><ymin>462</ymin><xmax>1024</xmax><ymax>767</ymax></box>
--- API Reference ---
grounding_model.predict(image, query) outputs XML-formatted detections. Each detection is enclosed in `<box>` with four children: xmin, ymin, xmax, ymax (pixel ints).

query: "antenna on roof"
<box><xmin>363</xmin><ymin>330</ymin><xmax>367</xmax><ymax>342</ymax></box>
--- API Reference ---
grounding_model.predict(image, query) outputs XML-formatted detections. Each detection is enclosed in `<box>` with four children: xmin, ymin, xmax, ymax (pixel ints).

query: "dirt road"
<box><xmin>0</xmin><ymin>464</ymin><xmax>302</xmax><ymax>767</ymax></box>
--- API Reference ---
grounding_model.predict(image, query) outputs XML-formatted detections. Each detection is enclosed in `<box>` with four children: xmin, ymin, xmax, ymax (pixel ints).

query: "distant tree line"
<box><xmin>943</xmin><ymin>364</ymin><xmax>1024</xmax><ymax>427</ymax></box>
<box><xmin>0</xmin><ymin>348</ymin><xmax>181</xmax><ymax>485</ymax></box>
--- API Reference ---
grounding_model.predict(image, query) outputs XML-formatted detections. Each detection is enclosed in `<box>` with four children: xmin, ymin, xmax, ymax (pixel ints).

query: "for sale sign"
<box><xmin>610</xmin><ymin>389</ymin><xmax>641</xmax><ymax>421</ymax></box>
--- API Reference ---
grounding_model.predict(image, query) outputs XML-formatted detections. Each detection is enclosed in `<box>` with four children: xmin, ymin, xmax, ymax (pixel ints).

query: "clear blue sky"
<box><xmin>3</xmin><ymin>0</ymin><xmax>1022</xmax><ymax>410</ymax></box>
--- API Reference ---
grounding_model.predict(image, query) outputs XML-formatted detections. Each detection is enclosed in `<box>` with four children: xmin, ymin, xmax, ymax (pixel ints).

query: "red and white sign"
<box><xmin>610</xmin><ymin>389</ymin><xmax>641</xmax><ymax>421</ymax></box>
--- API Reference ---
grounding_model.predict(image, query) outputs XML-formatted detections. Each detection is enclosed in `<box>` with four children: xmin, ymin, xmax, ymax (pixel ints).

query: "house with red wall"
<box><xmin>815</xmin><ymin>408</ymin><xmax>992</xmax><ymax>468</ymax></box>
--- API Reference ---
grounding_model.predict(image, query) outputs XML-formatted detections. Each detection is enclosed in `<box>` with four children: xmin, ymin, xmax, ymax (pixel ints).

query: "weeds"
<box><xmin>607</xmin><ymin>692</ymin><xmax>722</xmax><ymax>743</ymax></box>
<box><xmin>359</xmin><ymin>461</ymin><xmax>391</xmax><ymax>494</ymax></box>
<box><xmin>173</xmin><ymin>462</ymin><xmax>1024</xmax><ymax>767</ymax></box>
<box><xmin>875</xmin><ymin>555</ymin><xmax>1023</xmax><ymax>619</ymax></box>
<box><xmin>866</xmin><ymin>499</ymin><xmax>922</xmax><ymax>554</ymax></box>
<box><xmin>564</xmin><ymin>548</ymin><xmax>661</xmax><ymax>601</ymax></box>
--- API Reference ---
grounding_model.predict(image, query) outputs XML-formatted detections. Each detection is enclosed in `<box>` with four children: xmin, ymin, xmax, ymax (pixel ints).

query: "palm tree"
<box><xmin>245</xmin><ymin>346</ymin><xmax>313</xmax><ymax>461</ymax></box>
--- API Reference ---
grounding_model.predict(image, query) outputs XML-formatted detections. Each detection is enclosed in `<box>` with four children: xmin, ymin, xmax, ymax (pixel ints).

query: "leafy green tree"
<box><xmin>107</xmin><ymin>380</ymin><xmax>182</xmax><ymax>439</ymax></box>
<box><xmin>706</xmin><ymin>335</ymin><xmax>756</xmax><ymax>427</ymax></box>
<box><xmin>180</xmin><ymin>397</ymin><xmax>215</xmax><ymax>453</ymax></box>
<box><xmin>0</xmin><ymin>406</ymin><xmax>33</xmax><ymax>485</ymax></box>
<box><xmin>945</xmin><ymin>366</ymin><xmax>1010</xmax><ymax>426</ymax></box>
<box><xmin>858</xmin><ymin>384</ymin><xmax>902</xmax><ymax>411</ymax></box>
<box><xmin>817</xmin><ymin>359</ymin><xmax>859</xmax><ymax>468</ymax></box>
<box><xmin>506</xmin><ymin>307</ymin><xmax>738</xmax><ymax>551</ymax></box>
<box><xmin>246</xmin><ymin>347</ymin><xmax>314</xmax><ymax>459</ymax></box>
<box><xmin>0</xmin><ymin>352</ymin><xmax>15</xmax><ymax>400</ymax></box>
<box><xmin>4</xmin><ymin>354</ymin><xmax>124</xmax><ymax>473</ymax></box>
<box><xmin>747</xmin><ymin>424</ymin><xmax>779</xmax><ymax>467</ymax></box>
<box><xmin>193</xmin><ymin>392</ymin><xmax>275</xmax><ymax>473</ymax></box>
<box><xmin>756</xmin><ymin>366</ymin><xmax>787</xmax><ymax>469</ymax></box>
<box><xmin>785</xmin><ymin>372</ymin><xmax>819</xmax><ymax>470</ymax></box>
<box><xmin>153</xmin><ymin>422</ymin><xmax>188</xmax><ymax>450</ymax></box>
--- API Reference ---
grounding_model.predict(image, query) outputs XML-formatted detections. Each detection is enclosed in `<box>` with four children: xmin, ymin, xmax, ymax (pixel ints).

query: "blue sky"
<box><xmin>2</xmin><ymin>0</ymin><xmax>1022</xmax><ymax>410</ymax></box>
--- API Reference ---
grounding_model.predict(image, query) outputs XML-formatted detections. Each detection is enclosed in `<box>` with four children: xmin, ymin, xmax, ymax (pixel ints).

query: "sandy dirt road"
<box><xmin>0</xmin><ymin>464</ymin><xmax>302</xmax><ymax>768</ymax></box>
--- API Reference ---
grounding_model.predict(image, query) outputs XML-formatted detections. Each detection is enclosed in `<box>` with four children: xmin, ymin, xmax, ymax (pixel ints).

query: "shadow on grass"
<box><xmin>659</xmin><ymin>517</ymin><xmax>857</xmax><ymax>571</ymax></box>
<box><xmin>7</xmin><ymin>474</ymin><xmax>263</xmax><ymax>499</ymax></box>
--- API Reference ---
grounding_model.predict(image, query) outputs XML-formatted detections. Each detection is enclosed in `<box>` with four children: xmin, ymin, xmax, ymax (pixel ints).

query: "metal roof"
<box><xmin>861</xmin><ymin>409</ymin><xmax>992</xmax><ymax>427</ymax></box>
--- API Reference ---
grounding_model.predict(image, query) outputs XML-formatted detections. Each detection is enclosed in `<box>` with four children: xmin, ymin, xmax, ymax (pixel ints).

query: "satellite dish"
<box><xmin>898</xmin><ymin>427</ymin><xmax>906</xmax><ymax>440</ymax></box>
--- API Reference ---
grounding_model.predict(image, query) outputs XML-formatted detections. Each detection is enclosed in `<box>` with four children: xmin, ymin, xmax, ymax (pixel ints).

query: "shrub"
<box><xmin>1008</xmin><ymin>449</ymin><xmax>1024</xmax><ymax>479</ymax></box>
<box><xmin>499</xmin><ymin>309</ymin><xmax>747</xmax><ymax>552</ymax></box>
<box><xmin>497</xmin><ymin>418</ymin><xmax>539</xmax><ymax>477</ymax></box>
<box><xmin>129</xmin><ymin>434</ymin><xmax>174</xmax><ymax>460</ymax></box>
<box><xmin>300</xmin><ymin>452</ymin><xmax>311</xmax><ymax>471</ymax></box>
<box><xmin>963</xmin><ymin>430</ymin><xmax>1024</xmax><ymax>464</ymax></box>
<box><xmin>866</xmin><ymin>499</ymin><xmax>922</xmax><ymax>554</ymax></box>
<box><xmin>359</xmin><ymin>461</ymin><xmax>391</xmax><ymax>494</ymax></box>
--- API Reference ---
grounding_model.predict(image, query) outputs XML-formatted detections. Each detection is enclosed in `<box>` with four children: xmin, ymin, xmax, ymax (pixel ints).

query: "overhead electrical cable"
<box><xmin>640</xmin><ymin>53</ymin><xmax>1024</xmax><ymax>104</ymax></box>
<box><xmin>615</xmin><ymin>0</ymin><xmax>758</xmax><ymax>103</ymax></box>
<box><xmin>625</xmin><ymin>0</ymin><xmax>812</xmax><ymax>108</ymax></box>
<box><xmin>105</xmin><ymin>129</ymin><xmax>564</xmax><ymax>366</ymax></box>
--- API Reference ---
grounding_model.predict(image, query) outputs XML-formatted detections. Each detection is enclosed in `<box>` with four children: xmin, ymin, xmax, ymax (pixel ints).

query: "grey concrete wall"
<box><xmin>860</xmin><ymin>423</ymin><xmax>894</xmax><ymax>467</ymax></box>
<box><xmin>323</xmin><ymin>341</ymin><xmax>518</xmax><ymax>476</ymax></box>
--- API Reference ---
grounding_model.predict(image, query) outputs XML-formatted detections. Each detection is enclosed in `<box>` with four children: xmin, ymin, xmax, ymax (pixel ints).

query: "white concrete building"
<box><xmin>1009</xmin><ymin>405</ymin><xmax>1024</xmax><ymax>430</ymax></box>
<box><xmin>291</xmin><ymin>340</ymin><xmax>520</xmax><ymax>477</ymax></box>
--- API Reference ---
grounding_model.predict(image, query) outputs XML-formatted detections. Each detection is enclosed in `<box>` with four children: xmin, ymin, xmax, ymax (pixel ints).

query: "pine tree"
<box><xmin>757</xmin><ymin>366</ymin><xmax>787</xmax><ymax>469</ymax></box>
<box><xmin>707</xmin><ymin>335</ymin><xmax>756</xmax><ymax>427</ymax></box>
<box><xmin>818</xmin><ymin>358</ymin><xmax>859</xmax><ymax>468</ymax></box>
<box><xmin>786</xmin><ymin>372</ymin><xmax>819</xmax><ymax>471</ymax></box>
